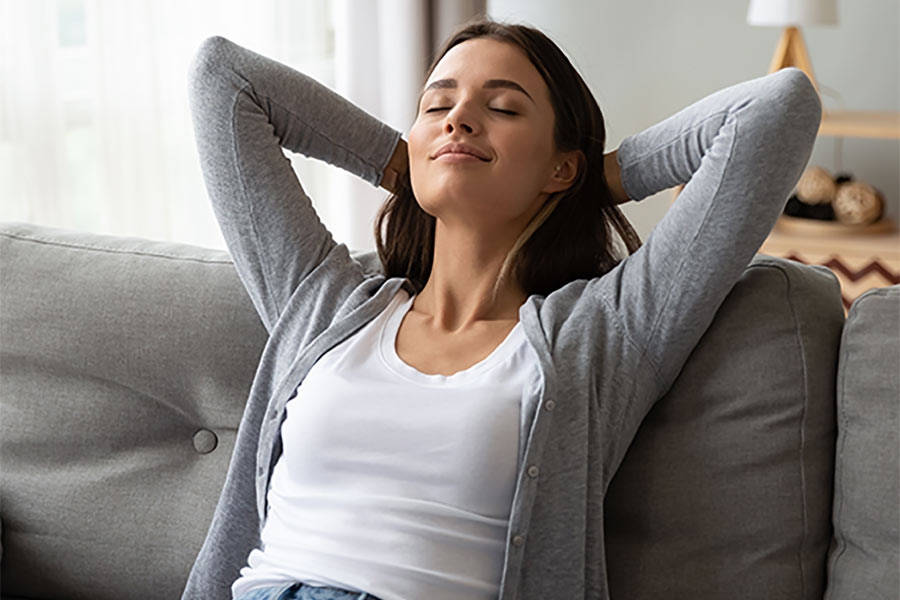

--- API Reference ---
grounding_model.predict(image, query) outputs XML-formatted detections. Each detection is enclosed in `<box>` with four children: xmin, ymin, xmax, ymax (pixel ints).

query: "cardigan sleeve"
<box><xmin>592</xmin><ymin>67</ymin><xmax>821</xmax><ymax>401</ymax></box>
<box><xmin>186</xmin><ymin>36</ymin><xmax>402</xmax><ymax>333</ymax></box>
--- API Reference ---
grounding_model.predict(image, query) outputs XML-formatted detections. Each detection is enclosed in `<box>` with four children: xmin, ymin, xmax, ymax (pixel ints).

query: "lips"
<box><xmin>433</xmin><ymin>142</ymin><xmax>491</xmax><ymax>161</ymax></box>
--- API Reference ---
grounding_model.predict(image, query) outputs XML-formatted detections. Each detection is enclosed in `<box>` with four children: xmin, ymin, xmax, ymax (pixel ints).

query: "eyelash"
<box><xmin>425</xmin><ymin>107</ymin><xmax>517</xmax><ymax>115</ymax></box>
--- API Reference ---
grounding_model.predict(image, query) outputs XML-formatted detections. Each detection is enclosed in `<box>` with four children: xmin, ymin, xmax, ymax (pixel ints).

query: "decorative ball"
<box><xmin>832</xmin><ymin>181</ymin><xmax>884</xmax><ymax>225</ymax></box>
<box><xmin>795</xmin><ymin>166</ymin><xmax>837</xmax><ymax>205</ymax></box>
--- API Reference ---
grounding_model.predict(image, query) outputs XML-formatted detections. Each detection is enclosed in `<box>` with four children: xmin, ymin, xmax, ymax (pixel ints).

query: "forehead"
<box><xmin>424</xmin><ymin>38</ymin><xmax>546</xmax><ymax>99</ymax></box>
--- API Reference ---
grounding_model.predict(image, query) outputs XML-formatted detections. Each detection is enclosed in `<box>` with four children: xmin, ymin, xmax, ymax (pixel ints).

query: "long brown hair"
<box><xmin>374</xmin><ymin>17</ymin><xmax>642</xmax><ymax>303</ymax></box>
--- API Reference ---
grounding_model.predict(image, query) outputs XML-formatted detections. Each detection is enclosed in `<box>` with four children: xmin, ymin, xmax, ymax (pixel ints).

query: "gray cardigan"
<box><xmin>182</xmin><ymin>36</ymin><xmax>822</xmax><ymax>600</ymax></box>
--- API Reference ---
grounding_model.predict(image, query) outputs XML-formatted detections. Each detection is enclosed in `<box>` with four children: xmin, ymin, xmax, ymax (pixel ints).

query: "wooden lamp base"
<box><xmin>767</xmin><ymin>26</ymin><xmax>821</xmax><ymax>93</ymax></box>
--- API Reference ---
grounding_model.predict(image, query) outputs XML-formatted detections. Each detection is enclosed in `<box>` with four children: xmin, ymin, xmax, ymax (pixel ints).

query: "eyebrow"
<box><xmin>418</xmin><ymin>78</ymin><xmax>535</xmax><ymax>106</ymax></box>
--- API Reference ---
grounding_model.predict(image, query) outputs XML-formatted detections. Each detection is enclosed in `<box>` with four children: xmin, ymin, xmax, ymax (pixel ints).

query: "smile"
<box><xmin>434</xmin><ymin>152</ymin><xmax>489</xmax><ymax>163</ymax></box>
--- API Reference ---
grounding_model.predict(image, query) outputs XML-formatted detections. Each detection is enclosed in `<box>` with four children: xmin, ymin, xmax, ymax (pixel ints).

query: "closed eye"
<box><xmin>425</xmin><ymin>107</ymin><xmax>517</xmax><ymax>115</ymax></box>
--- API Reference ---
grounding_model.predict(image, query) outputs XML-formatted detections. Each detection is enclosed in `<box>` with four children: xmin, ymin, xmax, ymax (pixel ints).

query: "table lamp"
<box><xmin>747</xmin><ymin>0</ymin><xmax>838</xmax><ymax>94</ymax></box>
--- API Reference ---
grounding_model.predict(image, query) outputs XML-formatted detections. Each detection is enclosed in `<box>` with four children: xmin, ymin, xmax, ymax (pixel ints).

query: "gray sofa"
<box><xmin>1</xmin><ymin>220</ymin><xmax>897</xmax><ymax>600</ymax></box>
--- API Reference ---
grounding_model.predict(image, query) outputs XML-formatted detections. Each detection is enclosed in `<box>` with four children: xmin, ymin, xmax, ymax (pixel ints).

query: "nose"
<box><xmin>443</xmin><ymin>103</ymin><xmax>477</xmax><ymax>135</ymax></box>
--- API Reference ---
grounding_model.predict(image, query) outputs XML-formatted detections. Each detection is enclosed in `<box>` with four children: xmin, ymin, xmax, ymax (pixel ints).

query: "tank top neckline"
<box><xmin>378</xmin><ymin>290</ymin><xmax>525</xmax><ymax>385</ymax></box>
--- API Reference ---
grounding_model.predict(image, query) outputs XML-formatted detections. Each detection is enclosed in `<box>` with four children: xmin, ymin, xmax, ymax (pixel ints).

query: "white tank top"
<box><xmin>231</xmin><ymin>287</ymin><xmax>542</xmax><ymax>600</ymax></box>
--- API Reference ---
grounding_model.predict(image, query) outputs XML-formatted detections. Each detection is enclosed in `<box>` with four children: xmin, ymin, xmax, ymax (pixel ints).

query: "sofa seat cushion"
<box><xmin>605</xmin><ymin>253</ymin><xmax>845</xmax><ymax>600</ymax></box>
<box><xmin>825</xmin><ymin>285</ymin><xmax>900</xmax><ymax>600</ymax></box>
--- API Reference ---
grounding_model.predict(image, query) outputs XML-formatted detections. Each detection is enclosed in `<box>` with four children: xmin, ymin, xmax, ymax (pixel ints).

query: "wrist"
<box><xmin>381</xmin><ymin>138</ymin><xmax>408</xmax><ymax>193</ymax></box>
<box><xmin>604</xmin><ymin>150</ymin><xmax>630</xmax><ymax>205</ymax></box>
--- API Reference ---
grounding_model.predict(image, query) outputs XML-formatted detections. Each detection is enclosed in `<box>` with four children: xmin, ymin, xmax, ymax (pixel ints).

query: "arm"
<box><xmin>598</xmin><ymin>68</ymin><xmax>822</xmax><ymax>386</ymax></box>
<box><xmin>592</xmin><ymin>67</ymin><xmax>822</xmax><ymax>390</ymax></box>
<box><xmin>186</xmin><ymin>36</ymin><xmax>402</xmax><ymax>332</ymax></box>
<box><xmin>562</xmin><ymin>68</ymin><xmax>821</xmax><ymax>475</ymax></box>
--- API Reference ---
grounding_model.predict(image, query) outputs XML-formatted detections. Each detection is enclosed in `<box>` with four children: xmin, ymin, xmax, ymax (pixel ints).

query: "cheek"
<box><xmin>405</xmin><ymin>126</ymin><xmax>428</xmax><ymax>201</ymax></box>
<box><xmin>505</xmin><ymin>130</ymin><xmax>548</xmax><ymax>164</ymax></box>
<box><xmin>406</xmin><ymin>125</ymin><xmax>429</xmax><ymax>168</ymax></box>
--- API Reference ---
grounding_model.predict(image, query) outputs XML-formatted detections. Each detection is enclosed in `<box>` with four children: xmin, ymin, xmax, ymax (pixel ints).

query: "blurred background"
<box><xmin>0</xmin><ymin>0</ymin><xmax>897</xmax><ymax>253</ymax></box>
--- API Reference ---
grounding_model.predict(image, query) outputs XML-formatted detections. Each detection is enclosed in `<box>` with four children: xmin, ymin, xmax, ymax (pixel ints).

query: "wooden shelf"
<box><xmin>767</xmin><ymin>216</ymin><xmax>900</xmax><ymax>255</ymax></box>
<box><xmin>772</xmin><ymin>214</ymin><xmax>897</xmax><ymax>238</ymax></box>
<box><xmin>760</xmin><ymin>217</ymin><xmax>900</xmax><ymax>312</ymax></box>
<box><xmin>818</xmin><ymin>110</ymin><xmax>900</xmax><ymax>139</ymax></box>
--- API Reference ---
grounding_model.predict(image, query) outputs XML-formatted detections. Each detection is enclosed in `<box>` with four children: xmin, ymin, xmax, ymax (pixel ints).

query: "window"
<box><xmin>0</xmin><ymin>0</ymin><xmax>338</xmax><ymax>250</ymax></box>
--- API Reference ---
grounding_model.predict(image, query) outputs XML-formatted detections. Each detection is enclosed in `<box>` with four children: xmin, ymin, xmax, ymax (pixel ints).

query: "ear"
<box><xmin>541</xmin><ymin>149</ymin><xmax>585</xmax><ymax>195</ymax></box>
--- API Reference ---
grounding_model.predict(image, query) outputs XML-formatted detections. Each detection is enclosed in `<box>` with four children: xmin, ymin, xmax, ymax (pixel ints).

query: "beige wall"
<box><xmin>486</xmin><ymin>0</ymin><xmax>899</xmax><ymax>241</ymax></box>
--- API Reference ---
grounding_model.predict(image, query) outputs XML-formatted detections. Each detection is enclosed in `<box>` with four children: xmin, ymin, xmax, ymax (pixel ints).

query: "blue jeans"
<box><xmin>235</xmin><ymin>582</ymin><xmax>381</xmax><ymax>600</ymax></box>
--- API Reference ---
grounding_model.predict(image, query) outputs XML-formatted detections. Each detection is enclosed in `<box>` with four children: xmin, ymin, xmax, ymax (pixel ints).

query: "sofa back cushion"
<box><xmin>605</xmin><ymin>254</ymin><xmax>845</xmax><ymax>599</ymax></box>
<box><xmin>1</xmin><ymin>223</ymin><xmax>849</xmax><ymax>599</ymax></box>
<box><xmin>825</xmin><ymin>285</ymin><xmax>900</xmax><ymax>600</ymax></box>
<box><xmin>0</xmin><ymin>222</ymin><xmax>268</xmax><ymax>599</ymax></box>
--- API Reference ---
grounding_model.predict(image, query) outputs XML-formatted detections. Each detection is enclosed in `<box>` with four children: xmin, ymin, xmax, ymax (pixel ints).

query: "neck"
<box><xmin>413</xmin><ymin>220</ymin><xmax>527</xmax><ymax>333</ymax></box>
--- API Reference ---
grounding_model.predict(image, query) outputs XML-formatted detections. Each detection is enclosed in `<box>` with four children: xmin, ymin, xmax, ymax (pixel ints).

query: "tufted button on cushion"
<box><xmin>192</xmin><ymin>429</ymin><xmax>218</xmax><ymax>454</ymax></box>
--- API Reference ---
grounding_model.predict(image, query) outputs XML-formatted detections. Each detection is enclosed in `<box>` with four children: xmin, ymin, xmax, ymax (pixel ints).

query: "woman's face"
<box><xmin>408</xmin><ymin>37</ymin><xmax>571</xmax><ymax>233</ymax></box>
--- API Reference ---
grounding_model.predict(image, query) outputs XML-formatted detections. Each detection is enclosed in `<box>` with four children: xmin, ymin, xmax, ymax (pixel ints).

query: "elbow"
<box><xmin>186</xmin><ymin>36</ymin><xmax>236</xmax><ymax>99</ymax></box>
<box><xmin>735</xmin><ymin>67</ymin><xmax>822</xmax><ymax>162</ymax></box>
<box><xmin>771</xmin><ymin>67</ymin><xmax>823</xmax><ymax>139</ymax></box>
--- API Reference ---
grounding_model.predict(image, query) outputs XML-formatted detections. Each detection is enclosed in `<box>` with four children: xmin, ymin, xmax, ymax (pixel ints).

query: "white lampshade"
<box><xmin>747</xmin><ymin>0</ymin><xmax>838</xmax><ymax>26</ymax></box>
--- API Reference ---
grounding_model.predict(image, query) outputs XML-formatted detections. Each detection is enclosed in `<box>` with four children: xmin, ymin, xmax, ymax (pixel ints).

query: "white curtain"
<box><xmin>329</xmin><ymin>0</ymin><xmax>428</xmax><ymax>250</ymax></box>
<box><xmin>0</xmin><ymin>0</ymin><xmax>484</xmax><ymax>252</ymax></box>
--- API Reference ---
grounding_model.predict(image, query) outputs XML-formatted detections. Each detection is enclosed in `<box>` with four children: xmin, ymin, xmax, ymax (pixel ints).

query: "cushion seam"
<box><xmin>826</xmin><ymin>304</ymin><xmax>856</xmax><ymax>592</ymax></box>
<box><xmin>0</xmin><ymin>231</ymin><xmax>232</xmax><ymax>265</ymax></box>
<box><xmin>781</xmin><ymin>264</ymin><xmax>812</xmax><ymax>599</ymax></box>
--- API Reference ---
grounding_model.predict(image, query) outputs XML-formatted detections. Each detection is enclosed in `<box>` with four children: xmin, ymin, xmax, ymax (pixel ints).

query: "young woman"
<box><xmin>182</xmin><ymin>17</ymin><xmax>821</xmax><ymax>600</ymax></box>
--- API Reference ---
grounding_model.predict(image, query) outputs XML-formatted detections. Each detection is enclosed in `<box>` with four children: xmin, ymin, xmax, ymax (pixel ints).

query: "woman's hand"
<box><xmin>380</xmin><ymin>137</ymin><xmax>409</xmax><ymax>193</ymax></box>
<box><xmin>604</xmin><ymin>149</ymin><xmax>630</xmax><ymax>205</ymax></box>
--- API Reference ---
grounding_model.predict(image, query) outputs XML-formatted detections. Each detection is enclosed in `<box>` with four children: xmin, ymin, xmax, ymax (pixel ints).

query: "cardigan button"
<box><xmin>544</xmin><ymin>400</ymin><xmax>555</xmax><ymax>411</ymax></box>
<box><xmin>512</xmin><ymin>535</ymin><xmax>525</xmax><ymax>547</ymax></box>
<box><xmin>527</xmin><ymin>465</ymin><xmax>540</xmax><ymax>478</ymax></box>
<box><xmin>192</xmin><ymin>429</ymin><xmax>218</xmax><ymax>454</ymax></box>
